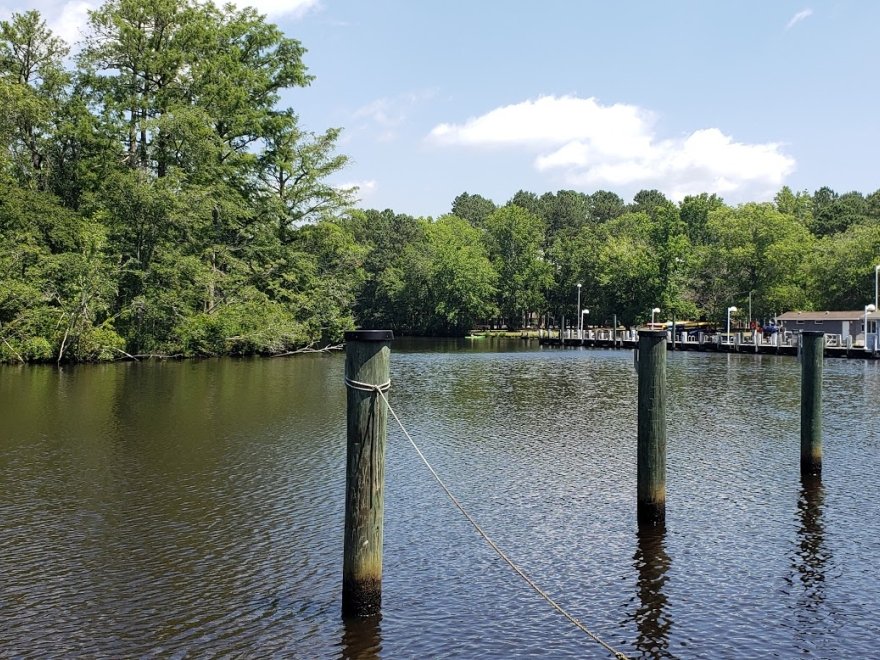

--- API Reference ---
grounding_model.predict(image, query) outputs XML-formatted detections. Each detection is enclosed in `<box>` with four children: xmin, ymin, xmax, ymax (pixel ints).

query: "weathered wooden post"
<box><xmin>800</xmin><ymin>331</ymin><xmax>824</xmax><ymax>476</ymax></box>
<box><xmin>637</xmin><ymin>329</ymin><xmax>667</xmax><ymax>526</ymax></box>
<box><xmin>613</xmin><ymin>314</ymin><xmax>618</xmax><ymax>348</ymax></box>
<box><xmin>343</xmin><ymin>329</ymin><xmax>393</xmax><ymax>617</ymax></box>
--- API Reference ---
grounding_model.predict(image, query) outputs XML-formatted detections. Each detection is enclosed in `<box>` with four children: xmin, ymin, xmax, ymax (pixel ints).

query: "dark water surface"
<box><xmin>1</xmin><ymin>339</ymin><xmax>878</xmax><ymax>658</ymax></box>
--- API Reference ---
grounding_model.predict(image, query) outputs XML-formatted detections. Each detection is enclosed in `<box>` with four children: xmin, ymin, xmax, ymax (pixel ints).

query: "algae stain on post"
<box><xmin>342</xmin><ymin>330</ymin><xmax>393</xmax><ymax>617</ymax></box>
<box><xmin>800</xmin><ymin>331</ymin><xmax>824</xmax><ymax>477</ymax></box>
<box><xmin>637</xmin><ymin>329</ymin><xmax>667</xmax><ymax>527</ymax></box>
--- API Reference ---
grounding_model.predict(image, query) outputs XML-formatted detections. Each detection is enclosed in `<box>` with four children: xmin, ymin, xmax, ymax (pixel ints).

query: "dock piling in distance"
<box><xmin>637</xmin><ymin>329</ymin><xmax>667</xmax><ymax>527</ymax></box>
<box><xmin>800</xmin><ymin>331</ymin><xmax>824</xmax><ymax>476</ymax></box>
<box><xmin>342</xmin><ymin>329</ymin><xmax>393</xmax><ymax>617</ymax></box>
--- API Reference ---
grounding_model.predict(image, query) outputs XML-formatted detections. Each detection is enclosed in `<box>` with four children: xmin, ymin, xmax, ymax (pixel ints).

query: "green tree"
<box><xmin>589</xmin><ymin>190</ymin><xmax>625</xmax><ymax>223</ymax></box>
<box><xmin>806</xmin><ymin>223</ymin><xmax>880</xmax><ymax>310</ymax></box>
<box><xmin>695</xmin><ymin>203</ymin><xmax>814</xmax><ymax>321</ymax></box>
<box><xmin>629</xmin><ymin>189</ymin><xmax>671</xmax><ymax>219</ymax></box>
<box><xmin>411</xmin><ymin>215</ymin><xmax>497</xmax><ymax>334</ymax></box>
<box><xmin>344</xmin><ymin>208</ymin><xmax>426</xmax><ymax>330</ymax></box>
<box><xmin>450</xmin><ymin>191</ymin><xmax>496</xmax><ymax>228</ymax></box>
<box><xmin>773</xmin><ymin>186</ymin><xmax>812</xmax><ymax>226</ymax></box>
<box><xmin>809</xmin><ymin>187</ymin><xmax>868</xmax><ymax>237</ymax></box>
<box><xmin>0</xmin><ymin>10</ymin><xmax>70</xmax><ymax>188</ymax></box>
<box><xmin>594</xmin><ymin>213</ymin><xmax>663</xmax><ymax>325</ymax></box>
<box><xmin>680</xmin><ymin>193</ymin><xmax>725</xmax><ymax>245</ymax></box>
<box><xmin>540</xmin><ymin>189</ymin><xmax>591</xmax><ymax>238</ymax></box>
<box><xmin>508</xmin><ymin>189</ymin><xmax>544</xmax><ymax>219</ymax></box>
<box><xmin>484</xmin><ymin>204</ymin><xmax>552</xmax><ymax>328</ymax></box>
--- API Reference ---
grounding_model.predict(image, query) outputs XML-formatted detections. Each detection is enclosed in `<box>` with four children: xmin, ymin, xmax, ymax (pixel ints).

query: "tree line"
<box><xmin>2</xmin><ymin>4</ymin><xmax>879</xmax><ymax>363</ymax></box>
<box><xmin>349</xmin><ymin>187</ymin><xmax>880</xmax><ymax>336</ymax></box>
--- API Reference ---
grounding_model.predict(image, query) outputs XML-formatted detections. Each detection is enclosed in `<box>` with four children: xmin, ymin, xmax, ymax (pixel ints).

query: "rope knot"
<box><xmin>344</xmin><ymin>376</ymin><xmax>391</xmax><ymax>393</ymax></box>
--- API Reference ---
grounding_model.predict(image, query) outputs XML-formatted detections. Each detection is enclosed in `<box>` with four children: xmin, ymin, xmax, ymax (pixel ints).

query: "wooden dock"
<box><xmin>538</xmin><ymin>334</ymin><xmax>880</xmax><ymax>360</ymax></box>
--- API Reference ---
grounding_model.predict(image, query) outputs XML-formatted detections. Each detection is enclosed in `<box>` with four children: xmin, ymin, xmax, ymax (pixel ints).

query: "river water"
<box><xmin>1</xmin><ymin>339</ymin><xmax>878</xmax><ymax>658</ymax></box>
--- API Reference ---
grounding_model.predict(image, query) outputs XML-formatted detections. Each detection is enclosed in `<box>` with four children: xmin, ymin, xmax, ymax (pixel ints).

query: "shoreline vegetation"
<box><xmin>2</xmin><ymin>4</ymin><xmax>880</xmax><ymax>365</ymax></box>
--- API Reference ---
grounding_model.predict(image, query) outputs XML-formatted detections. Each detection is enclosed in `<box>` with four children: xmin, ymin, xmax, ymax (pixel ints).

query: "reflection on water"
<box><xmin>340</xmin><ymin>614</ymin><xmax>381</xmax><ymax>659</ymax></box>
<box><xmin>787</xmin><ymin>473</ymin><xmax>833</xmax><ymax>654</ymax></box>
<box><xmin>632</xmin><ymin>526</ymin><xmax>672</xmax><ymax>659</ymax></box>
<box><xmin>794</xmin><ymin>474</ymin><xmax>828</xmax><ymax>609</ymax></box>
<box><xmin>0</xmin><ymin>345</ymin><xmax>879</xmax><ymax>657</ymax></box>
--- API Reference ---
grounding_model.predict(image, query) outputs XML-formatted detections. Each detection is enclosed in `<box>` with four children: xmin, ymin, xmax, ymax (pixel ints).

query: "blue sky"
<box><xmin>4</xmin><ymin>1</ymin><xmax>880</xmax><ymax>217</ymax></box>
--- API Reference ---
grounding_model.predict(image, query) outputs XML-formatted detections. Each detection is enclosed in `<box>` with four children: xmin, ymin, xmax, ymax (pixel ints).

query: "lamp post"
<box><xmin>582</xmin><ymin>308</ymin><xmax>589</xmax><ymax>337</ymax></box>
<box><xmin>651</xmin><ymin>307</ymin><xmax>660</xmax><ymax>326</ymax></box>
<box><xmin>727</xmin><ymin>306</ymin><xmax>737</xmax><ymax>343</ymax></box>
<box><xmin>875</xmin><ymin>265</ymin><xmax>879</xmax><ymax>309</ymax></box>
<box><xmin>576</xmin><ymin>283</ymin><xmax>582</xmax><ymax>339</ymax></box>
<box><xmin>866</xmin><ymin>303</ymin><xmax>877</xmax><ymax>352</ymax></box>
<box><xmin>748</xmin><ymin>290</ymin><xmax>754</xmax><ymax>330</ymax></box>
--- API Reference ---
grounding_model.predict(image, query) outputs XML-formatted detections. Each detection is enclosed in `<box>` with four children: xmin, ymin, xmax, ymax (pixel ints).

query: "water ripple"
<box><xmin>0</xmin><ymin>346</ymin><xmax>878</xmax><ymax>657</ymax></box>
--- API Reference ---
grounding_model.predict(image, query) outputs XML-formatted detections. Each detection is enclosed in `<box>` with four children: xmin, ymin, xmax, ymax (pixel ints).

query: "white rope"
<box><xmin>345</xmin><ymin>376</ymin><xmax>391</xmax><ymax>393</ymax></box>
<box><xmin>345</xmin><ymin>378</ymin><xmax>630</xmax><ymax>660</ymax></box>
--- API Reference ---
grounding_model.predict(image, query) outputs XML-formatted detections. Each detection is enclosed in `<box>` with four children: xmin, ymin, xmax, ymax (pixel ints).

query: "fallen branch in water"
<box><xmin>130</xmin><ymin>353</ymin><xmax>186</xmax><ymax>360</ymax></box>
<box><xmin>272</xmin><ymin>343</ymin><xmax>343</xmax><ymax>357</ymax></box>
<box><xmin>111</xmin><ymin>347</ymin><xmax>140</xmax><ymax>362</ymax></box>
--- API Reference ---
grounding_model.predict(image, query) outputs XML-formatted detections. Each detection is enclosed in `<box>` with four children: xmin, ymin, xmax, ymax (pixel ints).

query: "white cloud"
<box><xmin>428</xmin><ymin>95</ymin><xmax>795</xmax><ymax>201</ymax></box>
<box><xmin>785</xmin><ymin>8</ymin><xmax>813</xmax><ymax>30</ymax></box>
<box><xmin>49</xmin><ymin>1</ymin><xmax>95</xmax><ymax>47</ymax></box>
<box><xmin>336</xmin><ymin>179</ymin><xmax>377</xmax><ymax>202</ymax></box>
<box><xmin>234</xmin><ymin>0</ymin><xmax>321</xmax><ymax>19</ymax></box>
<box><xmin>0</xmin><ymin>1</ymin><xmax>98</xmax><ymax>48</ymax></box>
<box><xmin>1</xmin><ymin>0</ymin><xmax>319</xmax><ymax>51</ymax></box>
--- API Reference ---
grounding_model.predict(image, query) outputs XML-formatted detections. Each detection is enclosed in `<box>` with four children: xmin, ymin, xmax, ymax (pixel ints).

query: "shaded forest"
<box><xmin>2</xmin><ymin>4</ymin><xmax>879</xmax><ymax>363</ymax></box>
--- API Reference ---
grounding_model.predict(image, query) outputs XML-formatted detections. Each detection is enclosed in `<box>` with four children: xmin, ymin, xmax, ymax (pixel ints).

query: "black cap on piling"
<box><xmin>638</xmin><ymin>329</ymin><xmax>669</xmax><ymax>337</ymax></box>
<box><xmin>344</xmin><ymin>330</ymin><xmax>394</xmax><ymax>342</ymax></box>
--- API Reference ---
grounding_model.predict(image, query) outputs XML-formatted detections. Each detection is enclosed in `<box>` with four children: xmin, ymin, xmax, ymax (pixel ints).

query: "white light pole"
<box><xmin>582</xmin><ymin>308</ymin><xmax>590</xmax><ymax>336</ymax></box>
<box><xmin>874</xmin><ymin>264</ymin><xmax>879</xmax><ymax>309</ymax></box>
<box><xmin>748</xmin><ymin>290</ymin><xmax>754</xmax><ymax>330</ymax></box>
<box><xmin>651</xmin><ymin>307</ymin><xmax>660</xmax><ymax>326</ymax></box>
<box><xmin>727</xmin><ymin>306</ymin><xmax>738</xmax><ymax>343</ymax></box>
<box><xmin>576</xmin><ymin>283</ymin><xmax>582</xmax><ymax>338</ymax></box>
<box><xmin>866</xmin><ymin>303</ymin><xmax>877</xmax><ymax>351</ymax></box>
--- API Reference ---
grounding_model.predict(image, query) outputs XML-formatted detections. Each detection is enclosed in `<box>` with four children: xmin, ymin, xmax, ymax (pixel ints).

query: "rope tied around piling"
<box><xmin>345</xmin><ymin>376</ymin><xmax>391</xmax><ymax>393</ymax></box>
<box><xmin>343</xmin><ymin>377</ymin><xmax>631</xmax><ymax>660</ymax></box>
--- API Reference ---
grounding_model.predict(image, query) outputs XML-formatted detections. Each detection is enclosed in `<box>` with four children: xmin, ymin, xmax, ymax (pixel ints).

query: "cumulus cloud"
<box><xmin>786</xmin><ymin>8</ymin><xmax>813</xmax><ymax>30</ymax></box>
<box><xmin>428</xmin><ymin>95</ymin><xmax>795</xmax><ymax>201</ymax></box>
<box><xmin>335</xmin><ymin>179</ymin><xmax>377</xmax><ymax>201</ymax></box>
<box><xmin>49</xmin><ymin>1</ymin><xmax>94</xmax><ymax>46</ymax></box>
<box><xmin>235</xmin><ymin>0</ymin><xmax>321</xmax><ymax>19</ymax></box>
<box><xmin>2</xmin><ymin>0</ymin><xmax>319</xmax><ymax>48</ymax></box>
<box><xmin>0</xmin><ymin>1</ymin><xmax>97</xmax><ymax>47</ymax></box>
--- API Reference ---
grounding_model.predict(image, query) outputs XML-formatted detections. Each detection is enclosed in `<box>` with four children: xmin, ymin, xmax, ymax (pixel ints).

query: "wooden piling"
<box><xmin>800</xmin><ymin>331</ymin><xmax>824</xmax><ymax>476</ymax></box>
<box><xmin>343</xmin><ymin>329</ymin><xmax>393</xmax><ymax>617</ymax></box>
<box><xmin>637</xmin><ymin>329</ymin><xmax>667</xmax><ymax>526</ymax></box>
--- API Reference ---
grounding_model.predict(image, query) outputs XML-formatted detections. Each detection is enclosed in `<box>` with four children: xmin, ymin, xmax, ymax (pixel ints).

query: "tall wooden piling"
<box><xmin>800</xmin><ymin>331</ymin><xmax>824</xmax><ymax>476</ymax></box>
<box><xmin>343</xmin><ymin>329</ymin><xmax>393</xmax><ymax>616</ymax></box>
<box><xmin>637</xmin><ymin>329</ymin><xmax>667</xmax><ymax>526</ymax></box>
